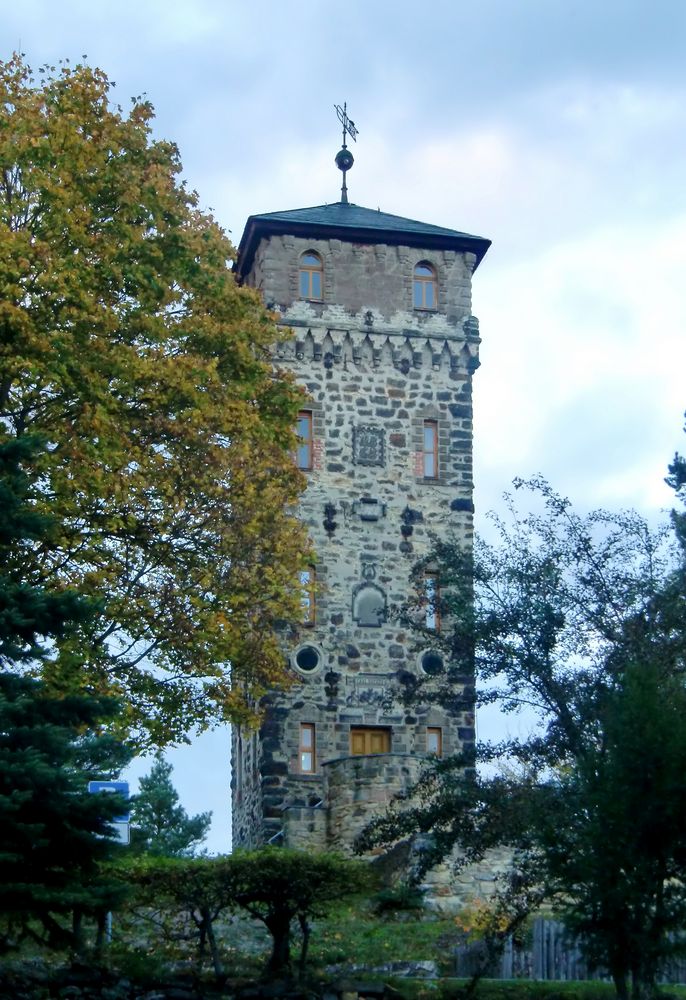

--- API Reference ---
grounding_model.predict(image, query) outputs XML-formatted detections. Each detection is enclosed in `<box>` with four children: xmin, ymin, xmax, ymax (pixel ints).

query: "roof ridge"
<box><xmin>236</xmin><ymin>201</ymin><xmax>491</xmax><ymax>280</ymax></box>
<box><xmin>249</xmin><ymin>201</ymin><xmax>487</xmax><ymax>241</ymax></box>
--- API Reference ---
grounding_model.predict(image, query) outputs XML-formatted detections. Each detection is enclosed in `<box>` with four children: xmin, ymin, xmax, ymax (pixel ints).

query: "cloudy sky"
<box><xmin>5</xmin><ymin>0</ymin><xmax>685</xmax><ymax>852</ymax></box>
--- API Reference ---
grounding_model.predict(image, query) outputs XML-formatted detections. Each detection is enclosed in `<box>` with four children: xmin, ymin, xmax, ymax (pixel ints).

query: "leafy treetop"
<box><xmin>364</xmin><ymin>479</ymin><xmax>686</xmax><ymax>1000</ymax></box>
<box><xmin>0</xmin><ymin>55</ymin><xmax>311</xmax><ymax>745</ymax></box>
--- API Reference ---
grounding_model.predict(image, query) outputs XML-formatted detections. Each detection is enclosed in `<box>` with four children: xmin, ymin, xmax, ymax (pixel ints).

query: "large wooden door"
<box><xmin>350</xmin><ymin>727</ymin><xmax>391</xmax><ymax>755</ymax></box>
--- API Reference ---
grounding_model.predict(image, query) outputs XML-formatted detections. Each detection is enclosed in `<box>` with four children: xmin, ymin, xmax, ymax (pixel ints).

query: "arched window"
<box><xmin>299</xmin><ymin>251</ymin><xmax>323</xmax><ymax>300</ymax></box>
<box><xmin>413</xmin><ymin>261</ymin><xmax>437</xmax><ymax>310</ymax></box>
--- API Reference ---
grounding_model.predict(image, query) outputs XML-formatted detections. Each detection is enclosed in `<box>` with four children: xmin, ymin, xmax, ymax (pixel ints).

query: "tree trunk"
<box><xmin>71</xmin><ymin>908</ymin><xmax>84</xmax><ymax>958</ymax></box>
<box><xmin>205</xmin><ymin>911</ymin><xmax>224</xmax><ymax>982</ymax></box>
<box><xmin>297</xmin><ymin>914</ymin><xmax>310</xmax><ymax>982</ymax></box>
<box><xmin>196</xmin><ymin>913</ymin><xmax>207</xmax><ymax>974</ymax></box>
<box><xmin>612</xmin><ymin>969</ymin><xmax>629</xmax><ymax>1000</ymax></box>
<box><xmin>631</xmin><ymin>956</ymin><xmax>659</xmax><ymax>1000</ymax></box>
<box><xmin>264</xmin><ymin>913</ymin><xmax>292</xmax><ymax>976</ymax></box>
<box><xmin>94</xmin><ymin>911</ymin><xmax>107</xmax><ymax>959</ymax></box>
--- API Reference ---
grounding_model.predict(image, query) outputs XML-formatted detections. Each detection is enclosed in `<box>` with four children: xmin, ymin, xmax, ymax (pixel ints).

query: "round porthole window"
<box><xmin>293</xmin><ymin>645</ymin><xmax>322</xmax><ymax>673</ymax></box>
<box><xmin>419</xmin><ymin>650</ymin><xmax>444</xmax><ymax>676</ymax></box>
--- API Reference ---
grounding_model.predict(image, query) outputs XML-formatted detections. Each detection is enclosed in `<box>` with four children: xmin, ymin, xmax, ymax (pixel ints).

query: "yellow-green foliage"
<box><xmin>454</xmin><ymin>898</ymin><xmax>517</xmax><ymax>944</ymax></box>
<box><xmin>0</xmin><ymin>55</ymin><xmax>311</xmax><ymax>745</ymax></box>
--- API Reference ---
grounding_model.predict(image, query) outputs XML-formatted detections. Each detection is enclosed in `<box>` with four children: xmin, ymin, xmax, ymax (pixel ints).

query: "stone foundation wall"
<box><xmin>421</xmin><ymin>846</ymin><xmax>515</xmax><ymax>913</ymax></box>
<box><xmin>323</xmin><ymin>753</ymin><xmax>423</xmax><ymax>852</ymax></box>
<box><xmin>277</xmin><ymin>751</ymin><xmax>512</xmax><ymax>911</ymax></box>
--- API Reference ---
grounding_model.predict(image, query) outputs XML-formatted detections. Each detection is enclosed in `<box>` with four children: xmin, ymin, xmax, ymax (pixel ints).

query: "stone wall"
<box><xmin>323</xmin><ymin>753</ymin><xmax>423</xmax><ymax>852</ymax></box>
<box><xmin>421</xmin><ymin>846</ymin><xmax>515</xmax><ymax>913</ymax></box>
<box><xmin>251</xmin><ymin>234</ymin><xmax>476</xmax><ymax>324</ymax></box>
<box><xmin>231</xmin><ymin>726</ymin><xmax>265</xmax><ymax>848</ymax></box>
<box><xmin>232</xmin><ymin>230</ymin><xmax>481</xmax><ymax>898</ymax></box>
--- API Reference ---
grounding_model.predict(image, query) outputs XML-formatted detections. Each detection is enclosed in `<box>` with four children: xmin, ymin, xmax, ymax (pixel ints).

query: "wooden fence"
<box><xmin>454</xmin><ymin>918</ymin><xmax>686</xmax><ymax>983</ymax></box>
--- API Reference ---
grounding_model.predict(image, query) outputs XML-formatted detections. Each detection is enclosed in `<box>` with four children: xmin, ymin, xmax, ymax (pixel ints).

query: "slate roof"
<box><xmin>235</xmin><ymin>201</ymin><xmax>491</xmax><ymax>280</ymax></box>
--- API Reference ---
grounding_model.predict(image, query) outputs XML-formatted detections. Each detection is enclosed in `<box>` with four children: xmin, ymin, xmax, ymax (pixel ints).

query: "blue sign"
<box><xmin>88</xmin><ymin>780</ymin><xmax>130</xmax><ymax>823</ymax></box>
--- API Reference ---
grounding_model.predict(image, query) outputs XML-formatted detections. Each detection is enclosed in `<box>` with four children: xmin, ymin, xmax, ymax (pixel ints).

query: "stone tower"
<box><xmin>232</xmin><ymin>198</ymin><xmax>490</xmax><ymax>853</ymax></box>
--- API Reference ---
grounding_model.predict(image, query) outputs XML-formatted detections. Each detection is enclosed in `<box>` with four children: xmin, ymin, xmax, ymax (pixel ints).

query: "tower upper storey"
<box><xmin>236</xmin><ymin>201</ymin><xmax>490</xmax><ymax>335</ymax></box>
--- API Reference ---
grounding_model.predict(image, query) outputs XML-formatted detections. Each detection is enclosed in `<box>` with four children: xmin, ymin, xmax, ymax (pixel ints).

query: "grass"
<box><xmin>10</xmin><ymin>901</ymin><xmax>686</xmax><ymax>998</ymax></box>
<box><xmin>304</xmin><ymin>899</ymin><xmax>458</xmax><ymax>974</ymax></box>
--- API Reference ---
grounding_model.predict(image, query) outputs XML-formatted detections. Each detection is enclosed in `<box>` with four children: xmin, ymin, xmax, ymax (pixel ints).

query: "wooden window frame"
<box><xmin>427</xmin><ymin>727</ymin><xmax>443</xmax><ymax>757</ymax></box>
<box><xmin>300</xmin><ymin>566</ymin><xmax>316</xmax><ymax>626</ymax></box>
<box><xmin>299</xmin><ymin>251</ymin><xmax>323</xmax><ymax>301</ymax></box>
<box><xmin>413</xmin><ymin>262</ymin><xmax>438</xmax><ymax>311</ymax></box>
<box><xmin>350</xmin><ymin>726</ymin><xmax>391</xmax><ymax>756</ymax></box>
<box><xmin>424</xmin><ymin>572</ymin><xmax>440</xmax><ymax>631</ymax></box>
<box><xmin>422</xmin><ymin>419</ymin><xmax>439</xmax><ymax>479</ymax></box>
<box><xmin>296</xmin><ymin>410</ymin><xmax>313</xmax><ymax>470</ymax></box>
<box><xmin>300</xmin><ymin>723</ymin><xmax>316</xmax><ymax>773</ymax></box>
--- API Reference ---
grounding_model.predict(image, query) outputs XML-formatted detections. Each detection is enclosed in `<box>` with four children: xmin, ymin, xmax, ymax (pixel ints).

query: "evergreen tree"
<box><xmin>0</xmin><ymin>437</ymin><xmax>130</xmax><ymax>953</ymax></box>
<box><xmin>666</xmin><ymin>409</ymin><xmax>686</xmax><ymax>550</ymax></box>
<box><xmin>0</xmin><ymin>436</ymin><xmax>90</xmax><ymax>665</ymax></box>
<box><xmin>130</xmin><ymin>755</ymin><xmax>211</xmax><ymax>856</ymax></box>
<box><xmin>0</xmin><ymin>674</ymin><xmax>131</xmax><ymax>952</ymax></box>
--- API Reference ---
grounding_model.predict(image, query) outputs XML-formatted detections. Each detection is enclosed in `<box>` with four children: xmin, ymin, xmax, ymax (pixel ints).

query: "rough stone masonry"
<box><xmin>231</xmin><ymin>203</ymin><xmax>502</xmax><ymax>907</ymax></box>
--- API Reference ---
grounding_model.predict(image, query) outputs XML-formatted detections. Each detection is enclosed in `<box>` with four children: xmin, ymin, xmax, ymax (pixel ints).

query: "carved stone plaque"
<box><xmin>353</xmin><ymin>425</ymin><xmax>385</xmax><ymax>467</ymax></box>
<box><xmin>352</xmin><ymin>582</ymin><xmax>387</xmax><ymax>627</ymax></box>
<box><xmin>343</xmin><ymin>673</ymin><xmax>395</xmax><ymax>707</ymax></box>
<box><xmin>352</xmin><ymin>497</ymin><xmax>385</xmax><ymax>521</ymax></box>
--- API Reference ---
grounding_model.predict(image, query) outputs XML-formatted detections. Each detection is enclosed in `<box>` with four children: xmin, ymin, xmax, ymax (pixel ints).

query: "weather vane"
<box><xmin>334</xmin><ymin>103</ymin><xmax>358</xmax><ymax>204</ymax></box>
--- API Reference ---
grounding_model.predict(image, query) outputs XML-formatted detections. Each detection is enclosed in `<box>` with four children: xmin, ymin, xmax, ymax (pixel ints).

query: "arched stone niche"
<box><xmin>352</xmin><ymin>582</ymin><xmax>387</xmax><ymax>628</ymax></box>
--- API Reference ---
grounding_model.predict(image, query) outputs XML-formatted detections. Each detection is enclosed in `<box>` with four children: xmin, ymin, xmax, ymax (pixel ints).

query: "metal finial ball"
<box><xmin>335</xmin><ymin>147</ymin><xmax>354</xmax><ymax>173</ymax></box>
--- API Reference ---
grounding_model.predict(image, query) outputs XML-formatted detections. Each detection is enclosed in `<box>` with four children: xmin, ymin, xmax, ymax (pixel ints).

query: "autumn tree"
<box><xmin>0</xmin><ymin>54</ymin><xmax>309</xmax><ymax>745</ymax></box>
<box><xmin>363</xmin><ymin>480</ymin><xmax>686</xmax><ymax>1000</ymax></box>
<box><xmin>130</xmin><ymin>755</ymin><xmax>211</xmax><ymax>856</ymax></box>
